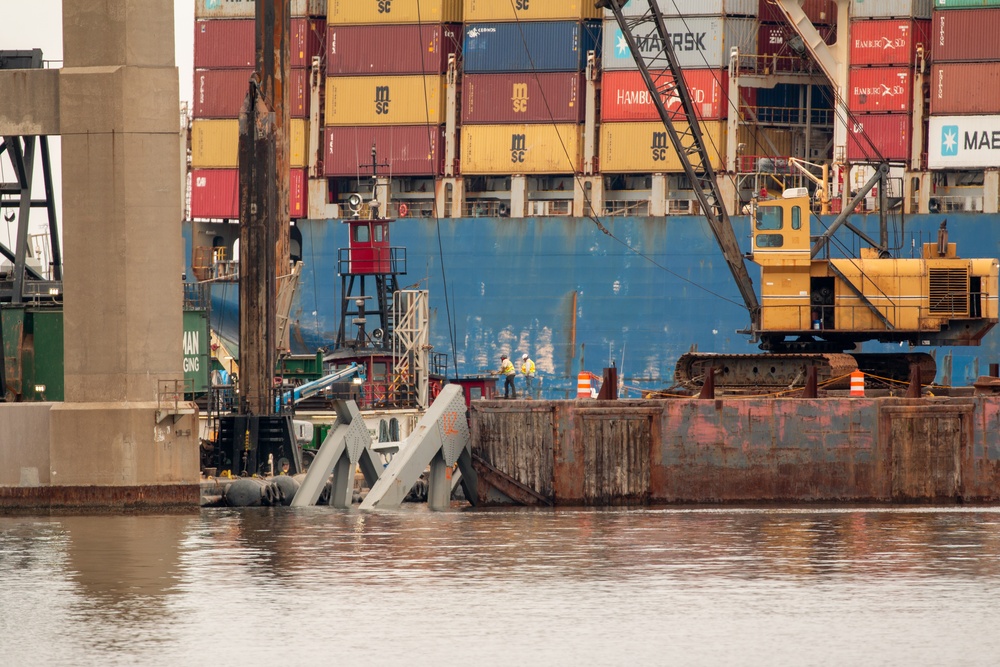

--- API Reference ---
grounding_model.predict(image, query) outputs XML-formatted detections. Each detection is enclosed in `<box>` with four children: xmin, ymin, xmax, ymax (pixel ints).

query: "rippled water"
<box><xmin>2</xmin><ymin>506</ymin><xmax>1000</xmax><ymax>666</ymax></box>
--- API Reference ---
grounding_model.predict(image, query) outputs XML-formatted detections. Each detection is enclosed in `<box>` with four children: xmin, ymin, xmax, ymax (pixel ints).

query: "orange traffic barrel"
<box><xmin>850</xmin><ymin>370</ymin><xmax>865</xmax><ymax>397</ymax></box>
<box><xmin>577</xmin><ymin>372</ymin><xmax>592</xmax><ymax>399</ymax></box>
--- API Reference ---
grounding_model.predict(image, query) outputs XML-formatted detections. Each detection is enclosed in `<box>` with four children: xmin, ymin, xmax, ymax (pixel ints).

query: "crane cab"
<box><xmin>344</xmin><ymin>218</ymin><xmax>393</xmax><ymax>275</ymax></box>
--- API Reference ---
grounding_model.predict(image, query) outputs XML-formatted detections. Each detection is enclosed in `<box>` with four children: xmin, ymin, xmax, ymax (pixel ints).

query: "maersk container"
<box><xmin>326</xmin><ymin>0</ymin><xmax>463</xmax><ymax>24</ymax></box>
<box><xmin>463</xmin><ymin>73</ymin><xmax>584</xmax><ymax>124</ymax></box>
<box><xmin>601</xmin><ymin>17</ymin><xmax>757</xmax><ymax>70</ymax></box>
<box><xmin>850</xmin><ymin>19</ymin><xmax>930</xmax><ymax>65</ymax></box>
<box><xmin>463</xmin><ymin>21</ymin><xmax>601</xmax><ymax>73</ymax></box>
<box><xmin>846</xmin><ymin>113</ymin><xmax>912</xmax><ymax>161</ymax></box>
<box><xmin>608</xmin><ymin>0</ymin><xmax>758</xmax><ymax>17</ymax></box>
<box><xmin>191</xmin><ymin>119</ymin><xmax>308</xmax><ymax>168</ymax></box>
<box><xmin>194</xmin><ymin>69</ymin><xmax>308</xmax><ymax>118</ymax></box>
<box><xmin>325</xmin><ymin>75</ymin><xmax>445</xmax><ymax>125</ymax></box>
<box><xmin>195</xmin><ymin>0</ymin><xmax>327</xmax><ymax>18</ymax></box>
<box><xmin>927</xmin><ymin>114</ymin><xmax>1000</xmax><ymax>169</ymax></box>
<box><xmin>931</xmin><ymin>62</ymin><xmax>1000</xmax><ymax>115</ymax></box>
<box><xmin>461</xmin><ymin>124</ymin><xmax>581</xmax><ymax>174</ymax></box>
<box><xmin>327</xmin><ymin>24</ymin><xmax>461</xmax><ymax>75</ymax></box>
<box><xmin>190</xmin><ymin>169</ymin><xmax>307</xmax><ymax>219</ymax></box>
<box><xmin>324</xmin><ymin>126</ymin><xmax>446</xmax><ymax>176</ymax></box>
<box><xmin>194</xmin><ymin>18</ymin><xmax>325</xmax><ymax>69</ymax></box>
<box><xmin>851</xmin><ymin>0</ymin><xmax>933</xmax><ymax>18</ymax></box>
<box><xmin>934</xmin><ymin>0</ymin><xmax>1000</xmax><ymax>8</ymax></box>
<box><xmin>601</xmin><ymin>69</ymin><xmax>747</xmax><ymax>122</ymax></box>
<box><xmin>465</xmin><ymin>0</ymin><xmax>601</xmax><ymax>21</ymax></box>
<box><xmin>599</xmin><ymin>121</ymin><xmax>726</xmax><ymax>172</ymax></box>
<box><xmin>759</xmin><ymin>0</ymin><xmax>837</xmax><ymax>24</ymax></box>
<box><xmin>849</xmin><ymin>66</ymin><xmax>914</xmax><ymax>112</ymax></box>
<box><xmin>932</xmin><ymin>8</ymin><xmax>1000</xmax><ymax>61</ymax></box>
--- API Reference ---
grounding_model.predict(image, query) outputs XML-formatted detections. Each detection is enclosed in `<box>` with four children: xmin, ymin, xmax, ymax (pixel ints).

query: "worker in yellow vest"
<box><xmin>494</xmin><ymin>354</ymin><xmax>516</xmax><ymax>399</ymax></box>
<box><xmin>520</xmin><ymin>353</ymin><xmax>537</xmax><ymax>399</ymax></box>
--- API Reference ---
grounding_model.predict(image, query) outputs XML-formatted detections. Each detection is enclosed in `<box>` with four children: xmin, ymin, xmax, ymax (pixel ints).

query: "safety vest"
<box><xmin>521</xmin><ymin>359</ymin><xmax>536</xmax><ymax>376</ymax></box>
<box><xmin>500</xmin><ymin>359</ymin><xmax>515</xmax><ymax>376</ymax></box>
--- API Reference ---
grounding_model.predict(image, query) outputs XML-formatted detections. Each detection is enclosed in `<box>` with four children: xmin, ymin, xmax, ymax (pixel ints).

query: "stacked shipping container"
<box><xmin>324</xmin><ymin>0</ymin><xmax>462</xmax><ymax>178</ymax></box>
<box><xmin>190</xmin><ymin>0</ymin><xmax>326</xmax><ymax>218</ymax></box>
<box><xmin>758</xmin><ymin>0</ymin><xmax>836</xmax><ymax>73</ymax></box>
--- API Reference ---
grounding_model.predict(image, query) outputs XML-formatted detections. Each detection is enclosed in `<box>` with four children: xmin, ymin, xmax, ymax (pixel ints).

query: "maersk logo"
<box><xmin>205</xmin><ymin>0</ymin><xmax>221</xmax><ymax>8</ymax></box>
<box><xmin>614</xmin><ymin>28</ymin><xmax>630</xmax><ymax>57</ymax></box>
<box><xmin>941</xmin><ymin>125</ymin><xmax>959</xmax><ymax>156</ymax></box>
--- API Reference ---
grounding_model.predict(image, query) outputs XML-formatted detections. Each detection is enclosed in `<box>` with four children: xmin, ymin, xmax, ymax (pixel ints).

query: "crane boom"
<box><xmin>598</xmin><ymin>0</ymin><xmax>761</xmax><ymax>335</ymax></box>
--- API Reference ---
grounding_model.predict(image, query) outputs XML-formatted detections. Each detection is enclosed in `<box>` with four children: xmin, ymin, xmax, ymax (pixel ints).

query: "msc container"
<box><xmin>191</xmin><ymin>119</ymin><xmax>309</xmax><ymax>168</ymax></box>
<box><xmin>849</xmin><ymin>66</ymin><xmax>914</xmax><ymax>112</ymax></box>
<box><xmin>602</xmin><ymin>17</ymin><xmax>757</xmax><ymax>70</ymax></box>
<box><xmin>851</xmin><ymin>0</ymin><xmax>933</xmax><ymax>18</ymax></box>
<box><xmin>194</xmin><ymin>19</ymin><xmax>325</xmax><ymax>69</ymax></box>
<box><xmin>759</xmin><ymin>0</ymin><xmax>837</xmax><ymax>24</ymax></box>
<box><xmin>758</xmin><ymin>22</ymin><xmax>836</xmax><ymax>71</ymax></box>
<box><xmin>195</xmin><ymin>0</ymin><xmax>327</xmax><ymax>18</ymax></box>
<box><xmin>846</xmin><ymin>113</ymin><xmax>912</xmax><ymax>161</ymax></box>
<box><xmin>930</xmin><ymin>62</ymin><xmax>1000</xmax><ymax>115</ymax></box>
<box><xmin>325</xmin><ymin>75</ymin><xmax>445</xmax><ymax>125</ymax></box>
<box><xmin>463</xmin><ymin>21</ymin><xmax>601</xmax><ymax>73</ymax></box>
<box><xmin>601</xmin><ymin>69</ymin><xmax>748</xmax><ymax>121</ymax></box>
<box><xmin>326</xmin><ymin>0</ymin><xmax>463</xmax><ymax>24</ymax></box>
<box><xmin>932</xmin><ymin>8</ymin><xmax>1000</xmax><ymax>61</ymax></box>
<box><xmin>465</xmin><ymin>0</ymin><xmax>601</xmax><ymax>21</ymax></box>
<box><xmin>609</xmin><ymin>0</ymin><xmax>758</xmax><ymax>17</ymax></box>
<box><xmin>850</xmin><ymin>18</ymin><xmax>929</xmax><ymax>65</ymax></box>
<box><xmin>461</xmin><ymin>124</ymin><xmax>581</xmax><ymax>174</ymax></box>
<box><xmin>194</xmin><ymin>68</ymin><xmax>308</xmax><ymax>118</ymax></box>
<box><xmin>927</xmin><ymin>114</ymin><xmax>1000</xmax><ymax>168</ymax></box>
<box><xmin>599</xmin><ymin>121</ymin><xmax>726</xmax><ymax>172</ymax></box>
<box><xmin>462</xmin><ymin>72</ymin><xmax>584</xmax><ymax>124</ymax></box>
<box><xmin>324</xmin><ymin>126</ymin><xmax>446</xmax><ymax>176</ymax></box>
<box><xmin>934</xmin><ymin>0</ymin><xmax>1000</xmax><ymax>7</ymax></box>
<box><xmin>190</xmin><ymin>169</ymin><xmax>307</xmax><ymax>218</ymax></box>
<box><xmin>327</xmin><ymin>24</ymin><xmax>461</xmax><ymax>75</ymax></box>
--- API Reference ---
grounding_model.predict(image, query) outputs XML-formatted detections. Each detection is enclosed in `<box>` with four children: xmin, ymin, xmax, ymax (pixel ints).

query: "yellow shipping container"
<box><xmin>191</xmin><ymin>119</ymin><xmax>308</xmax><ymax>169</ymax></box>
<box><xmin>599</xmin><ymin>121</ymin><xmax>726</xmax><ymax>173</ymax></box>
<box><xmin>463</xmin><ymin>0</ymin><xmax>601</xmax><ymax>21</ymax></box>
<box><xmin>325</xmin><ymin>75</ymin><xmax>445</xmax><ymax>126</ymax></box>
<box><xmin>327</xmin><ymin>0</ymin><xmax>462</xmax><ymax>24</ymax></box>
<box><xmin>461</xmin><ymin>124</ymin><xmax>581</xmax><ymax>175</ymax></box>
<box><xmin>737</xmin><ymin>125</ymin><xmax>795</xmax><ymax>158</ymax></box>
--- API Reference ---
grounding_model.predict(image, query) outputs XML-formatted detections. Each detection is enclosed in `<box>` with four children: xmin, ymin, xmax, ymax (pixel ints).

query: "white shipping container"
<box><xmin>601</xmin><ymin>17</ymin><xmax>758</xmax><ymax>70</ymax></box>
<box><xmin>850</xmin><ymin>0</ymin><xmax>932</xmax><ymax>18</ymax></box>
<box><xmin>928</xmin><ymin>115</ymin><xmax>1000</xmax><ymax>169</ymax></box>
<box><xmin>605</xmin><ymin>0</ymin><xmax>758</xmax><ymax>18</ymax></box>
<box><xmin>195</xmin><ymin>0</ymin><xmax>326</xmax><ymax>18</ymax></box>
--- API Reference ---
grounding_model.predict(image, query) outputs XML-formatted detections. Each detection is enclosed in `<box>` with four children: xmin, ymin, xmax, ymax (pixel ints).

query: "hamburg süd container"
<box><xmin>194</xmin><ymin>19</ymin><xmax>325</xmax><ymax>69</ymax></box>
<box><xmin>846</xmin><ymin>113</ymin><xmax>912</xmax><ymax>161</ymax></box>
<box><xmin>601</xmin><ymin>69</ymin><xmax>748</xmax><ymax>122</ymax></box>
<box><xmin>927</xmin><ymin>115</ymin><xmax>1000</xmax><ymax>168</ymax></box>
<box><xmin>463</xmin><ymin>21</ymin><xmax>601</xmax><ymax>73</ymax></box>
<box><xmin>606</xmin><ymin>0</ymin><xmax>758</xmax><ymax>17</ymax></box>
<box><xmin>462</xmin><ymin>72</ymin><xmax>584</xmax><ymax>124</ymax></box>
<box><xmin>327</xmin><ymin>24</ymin><xmax>461</xmax><ymax>75</ymax></box>
<box><xmin>849</xmin><ymin>66</ymin><xmax>914</xmax><ymax>112</ymax></box>
<box><xmin>194</xmin><ymin>69</ymin><xmax>308</xmax><ymax>119</ymax></box>
<box><xmin>191</xmin><ymin>119</ymin><xmax>309</xmax><ymax>168</ymax></box>
<box><xmin>602</xmin><ymin>17</ymin><xmax>757</xmax><ymax>70</ymax></box>
<box><xmin>932</xmin><ymin>8</ymin><xmax>1000</xmax><ymax>61</ymax></box>
<box><xmin>195</xmin><ymin>0</ymin><xmax>327</xmax><ymax>19</ymax></box>
<box><xmin>759</xmin><ymin>0</ymin><xmax>836</xmax><ymax>24</ymax></box>
<box><xmin>851</xmin><ymin>0</ymin><xmax>933</xmax><ymax>18</ymax></box>
<box><xmin>190</xmin><ymin>169</ymin><xmax>307</xmax><ymax>219</ymax></box>
<box><xmin>465</xmin><ymin>0</ymin><xmax>601</xmax><ymax>21</ymax></box>
<box><xmin>325</xmin><ymin>75</ymin><xmax>445</xmax><ymax>125</ymax></box>
<box><xmin>461</xmin><ymin>124</ymin><xmax>581</xmax><ymax>174</ymax></box>
<box><xmin>930</xmin><ymin>62</ymin><xmax>1000</xmax><ymax>115</ymax></box>
<box><xmin>325</xmin><ymin>126</ymin><xmax>446</xmax><ymax>177</ymax></box>
<box><xmin>599</xmin><ymin>121</ymin><xmax>726</xmax><ymax>173</ymax></box>
<box><xmin>326</xmin><ymin>0</ymin><xmax>463</xmax><ymax>25</ymax></box>
<box><xmin>849</xmin><ymin>19</ymin><xmax>930</xmax><ymax>65</ymax></box>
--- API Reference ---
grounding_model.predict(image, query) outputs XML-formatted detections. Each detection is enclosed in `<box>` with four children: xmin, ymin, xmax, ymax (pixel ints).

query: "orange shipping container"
<box><xmin>463</xmin><ymin>0</ymin><xmax>600</xmax><ymax>21</ymax></box>
<box><xmin>325</xmin><ymin>75</ymin><xmax>445</xmax><ymax>126</ymax></box>
<box><xmin>599</xmin><ymin>122</ymin><xmax>726</xmax><ymax>173</ymax></box>
<box><xmin>461</xmin><ymin>124</ymin><xmax>581</xmax><ymax>174</ymax></box>
<box><xmin>326</xmin><ymin>0</ymin><xmax>462</xmax><ymax>24</ymax></box>
<box><xmin>191</xmin><ymin>119</ymin><xmax>309</xmax><ymax>168</ymax></box>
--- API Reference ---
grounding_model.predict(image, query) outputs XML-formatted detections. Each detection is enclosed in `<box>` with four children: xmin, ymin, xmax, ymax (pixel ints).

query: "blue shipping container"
<box><xmin>463</xmin><ymin>21</ymin><xmax>601</xmax><ymax>73</ymax></box>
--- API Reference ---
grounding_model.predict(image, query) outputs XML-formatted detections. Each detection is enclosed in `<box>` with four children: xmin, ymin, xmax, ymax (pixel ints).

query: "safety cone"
<box><xmin>850</xmin><ymin>370</ymin><xmax>865</xmax><ymax>397</ymax></box>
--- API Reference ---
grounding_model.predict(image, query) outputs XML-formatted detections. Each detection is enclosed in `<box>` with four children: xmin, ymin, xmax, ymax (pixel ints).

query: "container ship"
<box><xmin>184</xmin><ymin>0</ymin><xmax>1000</xmax><ymax>399</ymax></box>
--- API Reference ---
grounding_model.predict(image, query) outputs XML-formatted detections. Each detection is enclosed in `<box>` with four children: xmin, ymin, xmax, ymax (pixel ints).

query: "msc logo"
<box><xmin>941</xmin><ymin>125</ymin><xmax>959</xmax><ymax>156</ymax></box>
<box><xmin>511</xmin><ymin>134</ymin><xmax>527</xmax><ymax>163</ymax></box>
<box><xmin>515</xmin><ymin>0</ymin><xmax>531</xmax><ymax>9</ymax></box>
<box><xmin>651</xmin><ymin>132</ymin><xmax>669</xmax><ymax>161</ymax></box>
<box><xmin>375</xmin><ymin>86</ymin><xmax>391</xmax><ymax>115</ymax></box>
<box><xmin>377</xmin><ymin>0</ymin><xmax>392</xmax><ymax>13</ymax></box>
<box><xmin>511</xmin><ymin>83</ymin><xmax>529</xmax><ymax>113</ymax></box>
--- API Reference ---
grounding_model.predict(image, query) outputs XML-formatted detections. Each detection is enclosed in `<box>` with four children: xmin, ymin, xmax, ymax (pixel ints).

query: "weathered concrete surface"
<box><xmin>0</xmin><ymin>404</ymin><xmax>53</xmax><ymax>487</ymax></box>
<box><xmin>471</xmin><ymin>397</ymin><xmax>1000</xmax><ymax>506</ymax></box>
<box><xmin>0</xmin><ymin>69</ymin><xmax>60</xmax><ymax>135</ymax></box>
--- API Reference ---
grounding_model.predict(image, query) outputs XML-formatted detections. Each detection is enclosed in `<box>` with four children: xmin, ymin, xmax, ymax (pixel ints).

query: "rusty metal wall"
<box><xmin>472</xmin><ymin>404</ymin><xmax>556</xmax><ymax>502</ymax></box>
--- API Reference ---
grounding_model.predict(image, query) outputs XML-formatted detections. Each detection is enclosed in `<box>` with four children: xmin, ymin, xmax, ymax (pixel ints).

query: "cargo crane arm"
<box><xmin>598</xmin><ymin>0</ymin><xmax>761</xmax><ymax>336</ymax></box>
<box><xmin>275</xmin><ymin>361</ymin><xmax>365</xmax><ymax>412</ymax></box>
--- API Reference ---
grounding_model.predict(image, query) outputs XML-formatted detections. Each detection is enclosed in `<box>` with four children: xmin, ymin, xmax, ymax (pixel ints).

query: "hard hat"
<box><xmin>501</xmin><ymin>354</ymin><xmax>507</xmax><ymax>360</ymax></box>
<box><xmin>522</xmin><ymin>354</ymin><xmax>529</xmax><ymax>360</ymax></box>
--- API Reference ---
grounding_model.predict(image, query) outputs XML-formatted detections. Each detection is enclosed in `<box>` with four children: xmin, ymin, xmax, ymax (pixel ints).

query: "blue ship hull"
<box><xmin>186</xmin><ymin>212</ymin><xmax>1000</xmax><ymax>397</ymax></box>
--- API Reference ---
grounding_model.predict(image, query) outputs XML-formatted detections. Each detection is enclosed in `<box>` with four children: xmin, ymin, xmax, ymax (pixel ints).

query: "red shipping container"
<box><xmin>933</xmin><ymin>8</ymin><xmax>1000</xmax><ymax>62</ymax></box>
<box><xmin>759</xmin><ymin>0</ymin><xmax>836</xmax><ymax>24</ymax></box>
<box><xmin>931</xmin><ymin>62</ymin><xmax>1000</xmax><ymax>115</ymax></box>
<box><xmin>849</xmin><ymin>19</ymin><xmax>929</xmax><ymax>66</ymax></box>
<box><xmin>191</xmin><ymin>169</ymin><xmax>306</xmax><ymax>219</ymax></box>
<box><xmin>194</xmin><ymin>19</ymin><xmax>325</xmax><ymax>69</ymax></box>
<box><xmin>847</xmin><ymin>113</ymin><xmax>912</xmax><ymax>161</ymax></box>
<box><xmin>849</xmin><ymin>66</ymin><xmax>914</xmax><ymax>112</ymax></box>
<box><xmin>601</xmin><ymin>69</ymin><xmax>755</xmax><ymax>121</ymax></box>
<box><xmin>758</xmin><ymin>23</ymin><xmax>836</xmax><ymax>72</ymax></box>
<box><xmin>463</xmin><ymin>73</ymin><xmax>585</xmax><ymax>124</ymax></box>
<box><xmin>328</xmin><ymin>24</ymin><xmax>462</xmax><ymax>75</ymax></box>
<box><xmin>194</xmin><ymin>69</ymin><xmax>309</xmax><ymax>118</ymax></box>
<box><xmin>324</xmin><ymin>126</ymin><xmax>446</xmax><ymax>177</ymax></box>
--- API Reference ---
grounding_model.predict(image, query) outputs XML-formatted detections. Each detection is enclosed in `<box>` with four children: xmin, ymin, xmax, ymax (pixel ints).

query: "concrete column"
<box><xmin>510</xmin><ymin>175</ymin><xmax>527</xmax><ymax>218</ymax></box>
<box><xmin>650</xmin><ymin>173</ymin><xmax>667</xmax><ymax>216</ymax></box>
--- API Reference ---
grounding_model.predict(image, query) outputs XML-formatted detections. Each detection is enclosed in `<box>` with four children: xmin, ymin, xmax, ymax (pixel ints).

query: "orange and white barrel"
<box><xmin>577</xmin><ymin>372</ymin><xmax>592</xmax><ymax>399</ymax></box>
<box><xmin>850</xmin><ymin>370</ymin><xmax>865</xmax><ymax>397</ymax></box>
